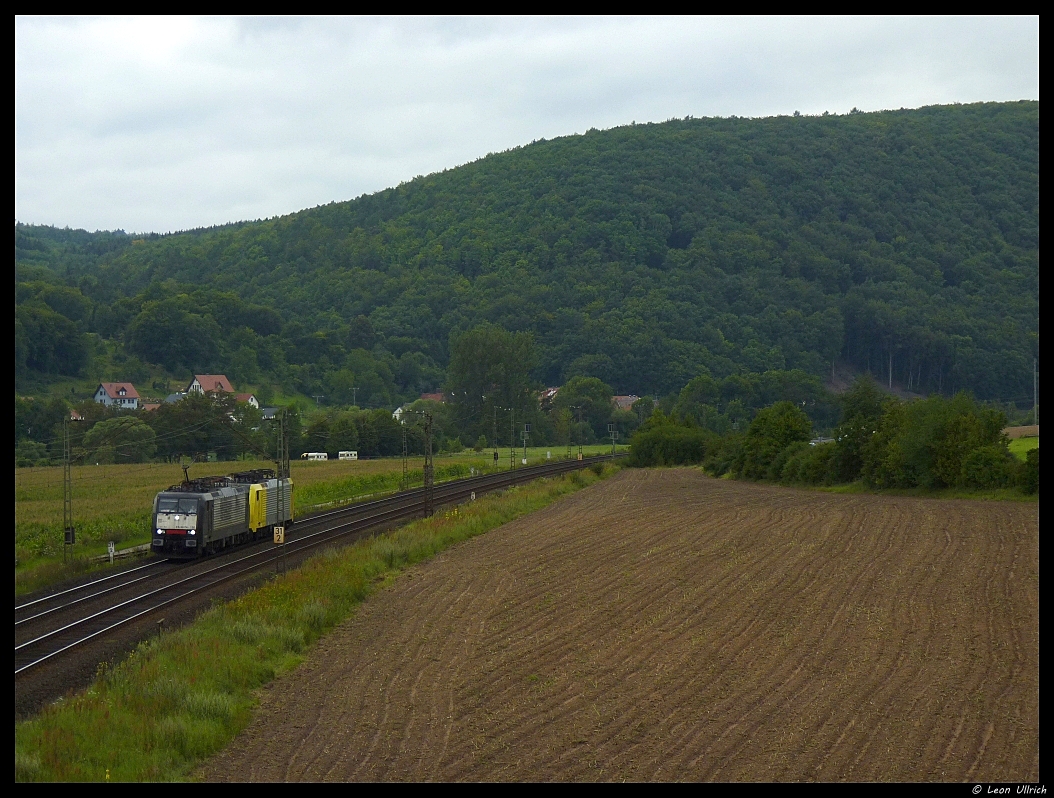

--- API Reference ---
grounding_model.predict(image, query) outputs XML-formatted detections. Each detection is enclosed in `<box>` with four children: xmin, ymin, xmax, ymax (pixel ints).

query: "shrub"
<box><xmin>629</xmin><ymin>425</ymin><xmax>714</xmax><ymax>467</ymax></box>
<box><xmin>778</xmin><ymin>441</ymin><xmax>836</xmax><ymax>485</ymax></box>
<box><xmin>739</xmin><ymin>401</ymin><xmax>812</xmax><ymax>479</ymax></box>
<box><xmin>1019</xmin><ymin>448</ymin><xmax>1039</xmax><ymax>494</ymax></box>
<box><xmin>863</xmin><ymin>393</ymin><xmax>1008</xmax><ymax>489</ymax></box>
<box><xmin>703</xmin><ymin>433</ymin><xmax>744</xmax><ymax>477</ymax></box>
<box><xmin>15</xmin><ymin>440</ymin><xmax>48</xmax><ymax>468</ymax></box>
<box><xmin>770</xmin><ymin>441</ymin><xmax>808</xmax><ymax>481</ymax></box>
<box><xmin>960</xmin><ymin>445</ymin><xmax>1016</xmax><ymax>489</ymax></box>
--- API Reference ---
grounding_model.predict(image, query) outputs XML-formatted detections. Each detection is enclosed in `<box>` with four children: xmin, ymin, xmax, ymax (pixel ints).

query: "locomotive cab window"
<box><xmin>158</xmin><ymin>498</ymin><xmax>199</xmax><ymax>514</ymax></box>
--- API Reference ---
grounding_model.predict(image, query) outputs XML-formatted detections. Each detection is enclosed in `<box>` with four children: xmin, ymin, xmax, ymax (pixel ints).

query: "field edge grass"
<box><xmin>15</xmin><ymin>446</ymin><xmax>629</xmax><ymax>597</ymax></box>
<box><xmin>14</xmin><ymin>461</ymin><xmax>621</xmax><ymax>783</ymax></box>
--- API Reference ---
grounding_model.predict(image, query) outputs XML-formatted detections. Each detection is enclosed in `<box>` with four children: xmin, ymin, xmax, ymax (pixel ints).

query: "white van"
<box><xmin>338</xmin><ymin>451</ymin><xmax>358</xmax><ymax>461</ymax></box>
<box><xmin>301</xmin><ymin>452</ymin><xmax>328</xmax><ymax>461</ymax></box>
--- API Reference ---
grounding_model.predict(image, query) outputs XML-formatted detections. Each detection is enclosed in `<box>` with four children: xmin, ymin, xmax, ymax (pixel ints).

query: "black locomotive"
<box><xmin>151</xmin><ymin>469</ymin><xmax>293</xmax><ymax>558</ymax></box>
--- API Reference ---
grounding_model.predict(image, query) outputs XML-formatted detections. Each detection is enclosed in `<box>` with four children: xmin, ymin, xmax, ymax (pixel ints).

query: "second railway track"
<box><xmin>15</xmin><ymin>454</ymin><xmax>622</xmax><ymax>714</ymax></box>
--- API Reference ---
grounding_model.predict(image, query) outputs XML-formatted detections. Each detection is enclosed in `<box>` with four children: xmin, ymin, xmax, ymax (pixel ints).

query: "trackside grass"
<box><xmin>14</xmin><ymin>446</ymin><xmax>627</xmax><ymax>596</ymax></box>
<box><xmin>14</xmin><ymin>462</ymin><xmax>620</xmax><ymax>782</ymax></box>
<box><xmin>813</xmin><ymin>479</ymin><xmax>1038</xmax><ymax>502</ymax></box>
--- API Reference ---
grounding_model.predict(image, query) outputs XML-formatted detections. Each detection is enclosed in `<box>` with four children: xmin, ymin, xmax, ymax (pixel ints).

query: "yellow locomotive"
<box><xmin>151</xmin><ymin>469</ymin><xmax>293</xmax><ymax>557</ymax></box>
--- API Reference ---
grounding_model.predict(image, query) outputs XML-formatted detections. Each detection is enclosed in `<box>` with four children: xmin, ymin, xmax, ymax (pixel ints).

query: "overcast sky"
<box><xmin>15</xmin><ymin>16</ymin><xmax>1039</xmax><ymax>234</ymax></box>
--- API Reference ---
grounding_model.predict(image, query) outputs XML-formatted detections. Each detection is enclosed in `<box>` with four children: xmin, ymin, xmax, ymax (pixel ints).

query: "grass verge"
<box><xmin>14</xmin><ymin>461</ymin><xmax>620</xmax><ymax>782</ymax></box>
<box><xmin>15</xmin><ymin>446</ymin><xmax>627</xmax><ymax>596</ymax></box>
<box><xmin>812</xmin><ymin>479</ymin><xmax>1038</xmax><ymax>502</ymax></box>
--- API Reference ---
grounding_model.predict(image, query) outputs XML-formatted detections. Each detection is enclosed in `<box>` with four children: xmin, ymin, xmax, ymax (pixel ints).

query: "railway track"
<box><xmin>15</xmin><ymin>454</ymin><xmax>621</xmax><ymax>712</ymax></box>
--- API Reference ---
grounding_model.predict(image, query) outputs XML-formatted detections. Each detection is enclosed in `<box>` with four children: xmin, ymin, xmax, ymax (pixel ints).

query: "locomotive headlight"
<box><xmin>156</xmin><ymin>529</ymin><xmax>163</xmax><ymax>535</ymax></box>
<box><xmin>189</xmin><ymin>530</ymin><xmax>195</xmax><ymax>535</ymax></box>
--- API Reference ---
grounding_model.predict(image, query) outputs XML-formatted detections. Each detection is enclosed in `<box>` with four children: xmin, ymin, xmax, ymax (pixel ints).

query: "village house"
<box><xmin>187</xmin><ymin>374</ymin><xmax>235</xmax><ymax>395</ymax></box>
<box><xmin>539</xmin><ymin>387</ymin><xmax>560</xmax><ymax>409</ymax></box>
<box><xmin>93</xmin><ymin>382</ymin><xmax>140</xmax><ymax>410</ymax></box>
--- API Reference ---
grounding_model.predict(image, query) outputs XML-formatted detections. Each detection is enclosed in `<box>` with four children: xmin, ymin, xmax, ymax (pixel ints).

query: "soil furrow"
<box><xmin>199</xmin><ymin>469</ymin><xmax>1037</xmax><ymax>782</ymax></box>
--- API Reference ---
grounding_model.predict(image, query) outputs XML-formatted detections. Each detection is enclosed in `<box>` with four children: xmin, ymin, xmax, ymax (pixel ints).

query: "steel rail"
<box><xmin>15</xmin><ymin>456</ymin><xmax>606</xmax><ymax>618</ymax></box>
<box><xmin>15</xmin><ymin>454</ymin><xmax>623</xmax><ymax>676</ymax></box>
<box><xmin>14</xmin><ymin>493</ymin><xmax>442</xmax><ymax>676</ymax></box>
<box><xmin>14</xmin><ymin>559</ymin><xmax>172</xmax><ymax>613</ymax></box>
<box><xmin>16</xmin><ymin>491</ymin><xmax>423</xmax><ymax>649</ymax></box>
<box><xmin>16</xmin><ymin>457</ymin><xmax>590</xmax><ymax>640</ymax></box>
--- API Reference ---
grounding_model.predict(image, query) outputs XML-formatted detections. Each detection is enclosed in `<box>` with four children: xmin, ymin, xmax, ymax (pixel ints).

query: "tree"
<box><xmin>143</xmin><ymin>393</ymin><xmax>247</xmax><ymax>461</ymax></box>
<box><xmin>330</xmin><ymin>412</ymin><xmax>360</xmax><ymax>452</ymax></box>
<box><xmin>126</xmin><ymin>299</ymin><xmax>220</xmax><ymax>372</ymax></box>
<box><xmin>14</xmin><ymin>304</ymin><xmax>88</xmax><ymax>377</ymax></box>
<box><xmin>82</xmin><ymin>417</ymin><xmax>157</xmax><ymax>463</ymax></box>
<box><xmin>831</xmin><ymin>376</ymin><xmax>887</xmax><ymax>482</ymax></box>
<box><xmin>552</xmin><ymin>376</ymin><xmax>614</xmax><ymax>440</ymax></box>
<box><xmin>738</xmin><ymin>401</ymin><xmax>812</xmax><ymax>479</ymax></box>
<box><xmin>446</xmin><ymin>324</ymin><xmax>537</xmax><ymax>434</ymax></box>
<box><xmin>861</xmin><ymin>392</ymin><xmax>1009</xmax><ymax>489</ymax></box>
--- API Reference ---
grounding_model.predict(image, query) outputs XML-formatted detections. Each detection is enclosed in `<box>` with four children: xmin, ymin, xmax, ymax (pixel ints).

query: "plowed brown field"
<box><xmin>201</xmin><ymin>469</ymin><xmax>1039</xmax><ymax>782</ymax></box>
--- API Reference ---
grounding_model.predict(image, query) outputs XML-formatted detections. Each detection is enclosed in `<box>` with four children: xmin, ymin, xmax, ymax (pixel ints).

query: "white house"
<box><xmin>93</xmin><ymin>382</ymin><xmax>140</xmax><ymax>410</ymax></box>
<box><xmin>187</xmin><ymin>374</ymin><xmax>234</xmax><ymax>395</ymax></box>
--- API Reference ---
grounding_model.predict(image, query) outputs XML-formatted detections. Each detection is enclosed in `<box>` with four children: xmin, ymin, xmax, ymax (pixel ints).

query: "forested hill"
<box><xmin>16</xmin><ymin>101</ymin><xmax>1038</xmax><ymax>406</ymax></box>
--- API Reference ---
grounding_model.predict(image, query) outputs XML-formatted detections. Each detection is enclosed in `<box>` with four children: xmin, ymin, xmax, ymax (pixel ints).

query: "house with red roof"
<box><xmin>187</xmin><ymin>374</ymin><xmax>235</xmax><ymax>395</ymax></box>
<box><xmin>234</xmin><ymin>393</ymin><xmax>260</xmax><ymax>409</ymax></box>
<box><xmin>539</xmin><ymin>387</ymin><xmax>560</xmax><ymax>408</ymax></box>
<box><xmin>613</xmin><ymin>395</ymin><xmax>640</xmax><ymax>411</ymax></box>
<box><xmin>93</xmin><ymin>382</ymin><xmax>140</xmax><ymax>410</ymax></box>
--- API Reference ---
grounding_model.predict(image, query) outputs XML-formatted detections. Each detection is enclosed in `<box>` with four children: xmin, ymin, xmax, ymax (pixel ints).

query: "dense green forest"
<box><xmin>15</xmin><ymin>102</ymin><xmax>1039</xmax><ymax>453</ymax></box>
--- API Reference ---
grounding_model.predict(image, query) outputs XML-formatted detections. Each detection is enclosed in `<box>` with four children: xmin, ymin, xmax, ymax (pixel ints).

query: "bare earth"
<box><xmin>200</xmin><ymin>469</ymin><xmax>1039</xmax><ymax>782</ymax></box>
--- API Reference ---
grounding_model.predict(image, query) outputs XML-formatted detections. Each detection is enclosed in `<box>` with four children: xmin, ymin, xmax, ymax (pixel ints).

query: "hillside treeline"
<box><xmin>15</xmin><ymin>101</ymin><xmax>1038</xmax><ymax>410</ymax></box>
<box><xmin>630</xmin><ymin>377</ymin><xmax>1039</xmax><ymax>494</ymax></box>
<box><xmin>15</xmin><ymin>329</ymin><xmax>840</xmax><ymax>467</ymax></box>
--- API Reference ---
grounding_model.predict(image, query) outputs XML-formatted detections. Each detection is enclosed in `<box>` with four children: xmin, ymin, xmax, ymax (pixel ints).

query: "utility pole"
<box><xmin>576</xmin><ymin>406</ymin><xmax>585</xmax><ymax>460</ymax></box>
<box><xmin>492</xmin><ymin>405</ymin><xmax>499</xmax><ymax>469</ymax></box>
<box><xmin>566</xmin><ymin>406</ymin><xmax>576</xmax><ymax>460</ymax></box>
<box><xmin>509</xmin><ymin>408</ymin><xmax>516</xmax><ymax>470</ymax></box>
<box><xmin>352</xmin><ymin>386</ymin><xmax>357</xmax><ymax>407</ymax></box>
<box><xmin>522</xmin><ymin>423</ymin><xmax>530</xmax><ymax>464</ymax></box>
<box><xmin>401</xmin><ymin>419</ymin><xmax>408</xmax><ymax>491</ymax></box>
<box><xmin>275</xmin><ymin>410</ymin><xmax>290</xmax><ymax>575</ymax></box>
<box><xmin>423</xmin><ymin>411</ymin><xmax>434</xmax><ymax>516</ymax></box>
<box><xmin>312</xmin><ymin>395</ymin><xmax>324</xmax><ymax>408</ymax></box>
<box><xmin>62</xmin><ymin>416</ymin><xmax>74</xmax><ymax>563</ymax></box>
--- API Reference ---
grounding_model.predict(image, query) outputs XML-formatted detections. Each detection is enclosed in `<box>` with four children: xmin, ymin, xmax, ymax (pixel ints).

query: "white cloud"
<box><xmin>15</xmin><ymin>15</ymin><xmax>1039</xmax><ymax>233</ymax></box>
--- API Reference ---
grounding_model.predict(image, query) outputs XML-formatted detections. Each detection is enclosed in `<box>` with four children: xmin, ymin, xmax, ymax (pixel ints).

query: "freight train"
<box><xmin>151</xmin><ymin>469</ymin><xmax>293</xmax><ymax>558</ymax></box>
